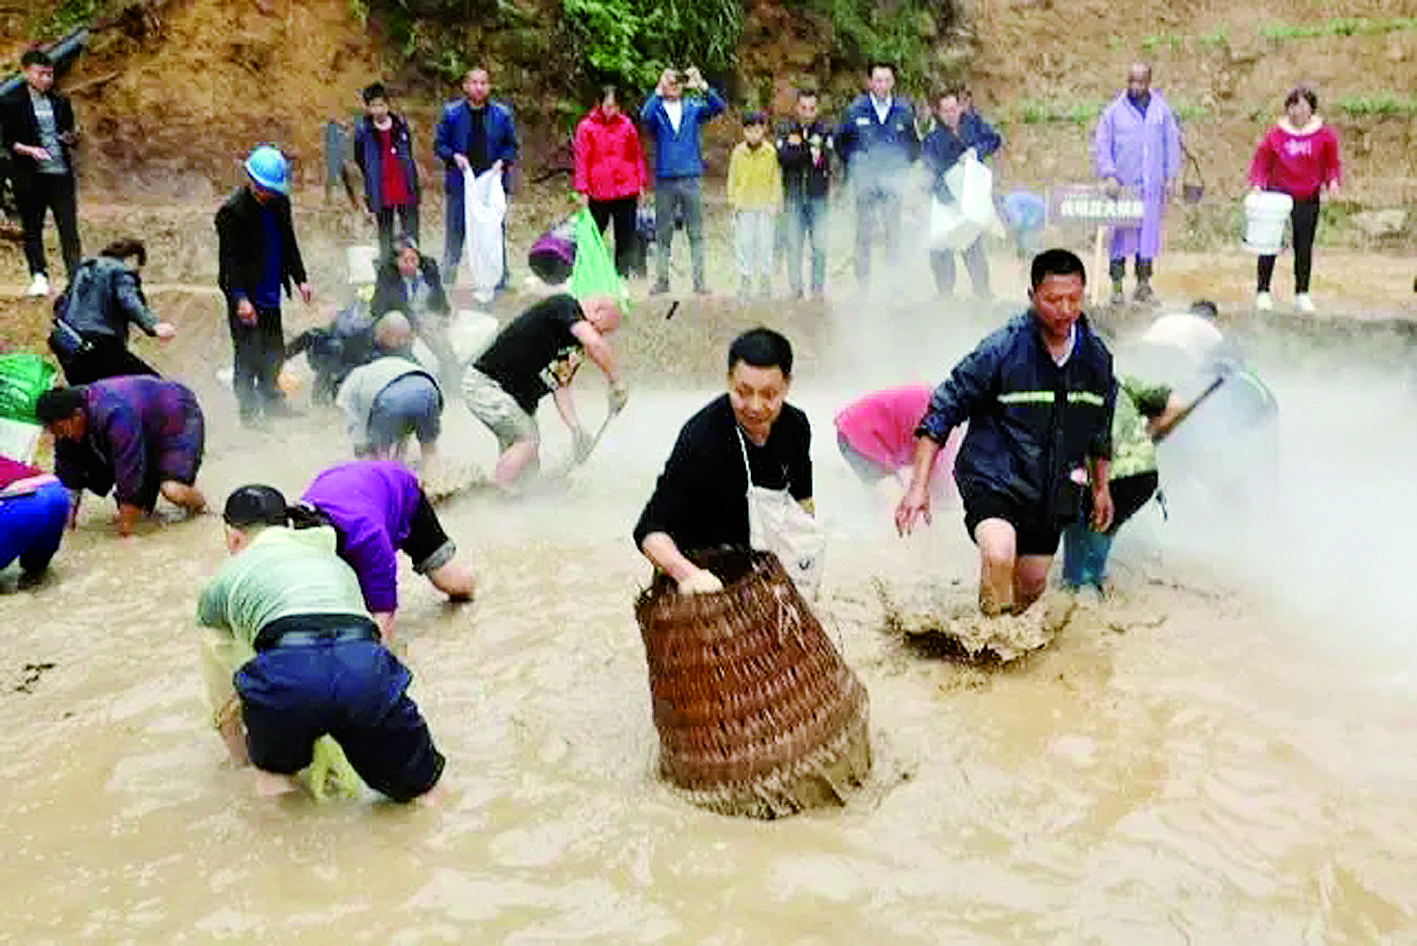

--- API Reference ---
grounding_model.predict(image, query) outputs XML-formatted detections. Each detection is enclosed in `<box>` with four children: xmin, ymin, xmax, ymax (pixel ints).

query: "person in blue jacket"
<box><xmin>922</xmin><ymin>88</ymin><xmax>1003</xmax><ymax>299</ymax></box>
<box><xmin>896</xmin><ymin>248</ymin><xmax>1116</xmax><ymax>618</ymax></box>
<box><xmin>433</xmin><ymin>67</ymin><xmax>518</xmax><ymax>284</ymax></box>
<box><xmin>834</xmin><ymin>63</ymin><xmax>920</xmax><ymax>289</ymax></box>
<box><xmin>640</xmin><ymin>67</ymin><xmax>726</xmax><ymax>295</ymax></box>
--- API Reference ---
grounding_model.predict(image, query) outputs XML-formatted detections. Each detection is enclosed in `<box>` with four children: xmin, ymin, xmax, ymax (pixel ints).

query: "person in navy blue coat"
<box><xmin>921</xmin><ymin>88</ymin><xmax>1003</xmax><ymax>298</ymax></box>
<box><xmin>835</xmin><ymin>63</ymin><xmax>920</xmax><ymax>289</ymax></box>
<box><xmin>433</xmin><ymin>67</ymin><xmax>518</xmax><ymax>284</ymax></box>
<box><xmin>353</xmin><ymin>82</ymin><xmax>421</xmax><ymax>263</ymax></box>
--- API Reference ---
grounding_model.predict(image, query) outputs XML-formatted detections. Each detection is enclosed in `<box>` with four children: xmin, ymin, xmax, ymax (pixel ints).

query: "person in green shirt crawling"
<box><xmin>1061</xmin><ymin>375</ymin><xmax>1184</xmax><ymax>591</ymax></box>
<box><xmin>197</xmin><ymin>485</ymin><xmax>445</xmax><ymax>804</ymax></box>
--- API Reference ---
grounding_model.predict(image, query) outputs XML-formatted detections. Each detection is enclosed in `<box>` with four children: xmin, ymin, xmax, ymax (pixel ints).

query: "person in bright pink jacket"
<box><xmin>835</xmin><ymin>385</ymin><xmax>963</xmax><ymax>501</ymax></box>
<box><xmin>1247</xmin><ymin>85</ymin><xmax>1342</xmax><ymax>314</ymax></box>
<box><xmin>573</xmin><ymin>86</ymin><xmax>647</xmax><ymax>277</ymax></box>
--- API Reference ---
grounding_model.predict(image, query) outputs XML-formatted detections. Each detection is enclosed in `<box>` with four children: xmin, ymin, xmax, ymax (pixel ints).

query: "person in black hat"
<box><xmin>196</xmin><ymin>484</ymin><xmax>444</xmax><ymax>804</ymax></box>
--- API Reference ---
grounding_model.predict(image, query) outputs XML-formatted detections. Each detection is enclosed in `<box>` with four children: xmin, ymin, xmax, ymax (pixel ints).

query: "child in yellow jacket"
<box><xmin>727</xmin><ymin>113</ymin><xmax>783</xmax><ymax>298</ymax></box>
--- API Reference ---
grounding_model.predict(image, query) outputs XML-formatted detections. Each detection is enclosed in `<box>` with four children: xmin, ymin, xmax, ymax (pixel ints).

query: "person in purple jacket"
<box><xmin>35</xmin><ymin>377</ymin><xmax>207</xmax><ymax>537</ymax></box>
<box><xmin>1092</xmin><ymin>63</ymin><xmax>1182</xmax><ymax>305</ymax></box>
<box><xmin>300</xmin><ymin>460</ymin><xmax>475</xmax><ymax>642</ymax></box>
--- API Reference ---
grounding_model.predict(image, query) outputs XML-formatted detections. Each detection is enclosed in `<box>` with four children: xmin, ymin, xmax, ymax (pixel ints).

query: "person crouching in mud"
<box><xmin>635</xmin><ymin>327</ymin><xmax>821</xmax><ymax>593</ymax></box>
<box><xmin>895</xmin><ymin>249</ymin><xmax>1115</xmax><ymax>616</ymax></box>
<box><xmin>197</xmin><ymin>485</ymin><xmax>445</xmax><ymax>804</ymax></box>
<box><xmin>35</xmin><ymin>377</ymin><xmax>207</xmax><ymax>537</ymax></box>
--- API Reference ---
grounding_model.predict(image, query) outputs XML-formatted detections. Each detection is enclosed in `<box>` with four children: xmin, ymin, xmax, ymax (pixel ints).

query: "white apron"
<box><xmin>736</xmin><ymin>426</ymin><xmax>825</xmax><ymax>593</ymax></box>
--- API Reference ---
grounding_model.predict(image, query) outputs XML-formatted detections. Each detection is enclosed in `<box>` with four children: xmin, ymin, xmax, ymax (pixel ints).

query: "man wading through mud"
<box><xmin>895</xmin><ymin>249</ymin><xmax>1115</xmax><ymax>616</ymax></box>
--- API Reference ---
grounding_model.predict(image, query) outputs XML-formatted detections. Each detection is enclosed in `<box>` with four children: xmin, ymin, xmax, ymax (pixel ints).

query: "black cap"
<box><xmin>222</xmin><ymin>485</ymin><xmax>288</xmax><ymax>528</ymax></box>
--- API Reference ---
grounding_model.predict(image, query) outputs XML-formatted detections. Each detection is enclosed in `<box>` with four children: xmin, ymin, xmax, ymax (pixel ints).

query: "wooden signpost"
<box><xmin>1048</xmin><ymin>184</ymin><xmax>1146</xmax><ymax>305</ymax></box>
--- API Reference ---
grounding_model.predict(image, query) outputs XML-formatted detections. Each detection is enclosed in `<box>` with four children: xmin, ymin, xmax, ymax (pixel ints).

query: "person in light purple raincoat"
<box><xmin>1093</xmin><ymin>63</ymin><xmax>1182</xmax><ymax>305</ymax></box>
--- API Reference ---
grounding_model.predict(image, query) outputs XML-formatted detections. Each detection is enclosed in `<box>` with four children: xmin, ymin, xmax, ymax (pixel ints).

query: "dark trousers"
<box><xmin>588</xmin><ymin>195</ymin><xmax>638</xmax><ymax>277</ymax></box>
<box><xmin>653</xmin><ymin>176</ymin><xmax>705</xmax><ymax>290</ymax></box>
<box><xmin>375</xmin><ymin>203</ymin><xmax>419</xmax><ymax>263</ymax></box>
<box><xmin>854</xmin><ymin>185</ymin><xmax>902</xmax><ymax>285</ymax></box>
<box><xmin>227</xmin><ymin>302</ymin><xmax>285</xmax><ymax>420</ymax></box>
<box><xmin>17</xmin><ymin>172</ymin><xmax>82</xmax><ymax>280</ymax></box>
<box><xmin>930</xmin><ymin>236</ymin><xmax>990</xmax><ymax>298</ymax></box>
<box><xmin>1258</xmin><ymin>194</ymin><xmax>1320</xmax><ymax>294</ymax></box>
<box><xmin>54</xmin><ymin>337</ymin><xmax>158</xmax><ymax>385</ymax></box>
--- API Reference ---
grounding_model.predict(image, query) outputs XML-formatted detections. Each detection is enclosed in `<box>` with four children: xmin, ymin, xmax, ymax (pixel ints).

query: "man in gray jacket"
<box><xmin>336</xmin><ymin>312</ymin><xmax>443</xmax><ymax>466</ymax></box>
<box><xmin>49</xmin><ymin>238</ymin><xmax>177</xmax><ymax>384</ymax></box>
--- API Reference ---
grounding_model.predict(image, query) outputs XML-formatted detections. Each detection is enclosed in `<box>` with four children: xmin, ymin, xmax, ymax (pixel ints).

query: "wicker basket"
<box><xmin>635</xmin><ymin>550</ymin><xmax>872</xmax><ymax>819</ymax></box>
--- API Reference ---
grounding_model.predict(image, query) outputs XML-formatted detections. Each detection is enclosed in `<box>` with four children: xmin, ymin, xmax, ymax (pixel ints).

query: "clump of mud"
<box><xmin>873</xmin><ymin>578</ymin><xmax>1075</xmax><ymax>664</ymax></box>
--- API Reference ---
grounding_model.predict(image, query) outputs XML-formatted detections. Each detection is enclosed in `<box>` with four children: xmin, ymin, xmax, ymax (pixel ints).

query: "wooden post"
<box><xmin>1092</xmin><ymin>224</ymin><xmax>1107</xmax><ymax>307</ymax></box>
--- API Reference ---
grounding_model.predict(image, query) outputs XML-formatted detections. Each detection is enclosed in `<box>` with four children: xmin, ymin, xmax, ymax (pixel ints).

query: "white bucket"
<box><xmin>0</xmin><ymin>417</ymin><xmax>42</xmax><ymax>463</ymax></box>
<box><xmin>1243</xmin><ymin>192</ymin><xmax>1293</xmax><ymax>254</ymax></box>
<box><xmin>346</xmin><ymin>245</ymin><xmax>380</xmax><ymax>285</ymax></box>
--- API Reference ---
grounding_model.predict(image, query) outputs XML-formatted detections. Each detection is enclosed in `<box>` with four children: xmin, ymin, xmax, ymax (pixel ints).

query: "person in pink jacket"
<box><xmin>573</xmin><ymin>86</ymin><xmax>648</xmax><ymax>277</ymax></box>
<box><xmin>1247</xmin><ymin>85</ymin><xmax>1342</xmax><ymax>314</ymax></box>
<box><xmin>835</xmin><ymin>385</ymin><xmax>963</xmax><ymax>501</ymax></box>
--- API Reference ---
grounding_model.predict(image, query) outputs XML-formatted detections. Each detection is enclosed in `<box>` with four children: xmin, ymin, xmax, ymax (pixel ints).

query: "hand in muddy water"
<box><xmin>894</xmin><ymin>484</ymin><xmax>931</xmax><ymax>536</ymax></box>
<box><xmin>153</xmin><ymin>321</ymin><xmax>178</xmax><ymax>341</ymax></box>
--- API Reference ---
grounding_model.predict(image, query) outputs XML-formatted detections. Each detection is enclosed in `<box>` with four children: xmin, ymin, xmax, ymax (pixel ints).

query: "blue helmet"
<box><xmin>244</xmin><ymin>145</ymin><xmax>288</xmax><ymax>194</ymax></box>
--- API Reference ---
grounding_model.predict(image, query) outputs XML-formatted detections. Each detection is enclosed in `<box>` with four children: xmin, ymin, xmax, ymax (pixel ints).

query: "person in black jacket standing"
<box><xmin>834</xmin><ymin>63</ymin><xmax>919</xmax><ymax>290</ymax></box>
<box><xmin>896</xmin><ymin>249</ymin><xmax>1115</xmax><ymax>618</ymax></box>
<box><xmin>775</xmin><ymin>89</ymin><xmax>833</xmax><ymax>299</ymax></box>
<box><xmin>215</xmin><ymin>145</ymin><xmax>312</xmax><ymax>425</ymax></box>
<box><xmin>352</xmin><ymin>82</ymin><xmax>420</xmax><ymax>262</ymax></box>
<box><xmin>2</xmin><ymin>49</ymin><xmax>82</xmax><ymax>297</ymax></box>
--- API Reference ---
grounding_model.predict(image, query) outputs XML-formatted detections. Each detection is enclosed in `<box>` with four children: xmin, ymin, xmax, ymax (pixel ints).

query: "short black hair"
<box><xmin>34</xmin><ymin>387</ymin><xmax>84</xmax><ymax>424</ymax></box>
<box><xmin>742</xmin><ymin>111</ymin><xmax>767</xmax><ymax>128</ymax></box>
<box><xmin>362</xmin><ymin>82</ymin><xmax>387</xmax><ymax>104</ymax></box>
<box><xmin>223</xmin><ymin>485</ymin><xmax>290</xmax><ymax>528</ymax></box>
<box><xmin>599</xmin><ymin>84</ymin><xmax>619</xmax><ymax>106</ymax></box>
<box><xmin>100</xmin><ymin>238</ymin><xmax>146</xmax><ymax>267</ymax></box>
<box><xmin>727</xmin><ymin>327</ymin><xmax>793</xmax><ymax>377</ymax></box>
<box><xmin>796</xmin><ymin>88</ymin><xmax>818</xmax><ymax>101</ymax></box>
<box><xmin>1284</xmin><ymin>85</ymin><xmax>1318</xmax><ymax>111</ymax></box>
<box><xmin>21</xmin><ymin>49</ymin><xmax>52</xmax><ymax>69</ymax></box>
<box><xmin>1189</xmin><ymin>299</ymin><xmax>1219</xmax><ymax>319</ymax></box>
<box><xmin>868</xmin><ymin>61</ymin><xmax>895</xmax><ymax>76</ymax></box>
<box><xmin>1030</xmin><ymin>248</ymin><xmax>1087</xmax><ymax>289</ymax></box>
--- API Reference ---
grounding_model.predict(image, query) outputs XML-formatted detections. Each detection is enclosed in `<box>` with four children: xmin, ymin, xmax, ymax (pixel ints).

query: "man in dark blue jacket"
<box><xmin>896</xmin><ymin>249</ymin><xmax>1115</xmax><ymax>617</ymax></box>
<box><xmin>640</xmin><ymin>67</ymin><xmax>725</xmax><ymax>295</ymax></box>
<box><xmin>835</xmin><ymin>63</ymin><xmax>919</xmax><ymax>289</ymax></box>
<box><xmin>433</xmin><ymin>67</ymin><xmax>518</xmax><ymax>284</ymax></box>
<box><xmin>353</xmin><ymin>82</ymin><xmax>420</xmax><ymax>263</ymax></box>
<box><xmin>922</xmin><ymin>88</ymin><xmax>1003</xmax><ymax>298</ymax></box>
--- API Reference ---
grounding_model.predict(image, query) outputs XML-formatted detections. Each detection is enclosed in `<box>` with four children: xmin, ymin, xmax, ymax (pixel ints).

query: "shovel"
<box><xmin>544</xmin><ymin>402</ymin><xmax>623</xmax><ymax>480</ymax></box>
<box><xmin>1153</xmin><ymin>364</ymin><xmax>1231</xmax><ymax>444</ymax></box>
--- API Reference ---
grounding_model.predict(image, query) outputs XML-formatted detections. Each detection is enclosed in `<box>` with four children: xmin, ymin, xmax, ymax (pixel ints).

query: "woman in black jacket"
<box><xmin>50</xmin><ymin>238</ymin><xmax>176</xmax><ymax>384</ymax></box>
<box><xmin>371</xmin><ymin>239</ymin><xmax>460</xmax><ymax>387</ymax></box>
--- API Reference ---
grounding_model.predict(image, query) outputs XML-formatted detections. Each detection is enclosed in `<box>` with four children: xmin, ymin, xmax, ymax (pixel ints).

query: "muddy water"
<box><xmin>4</xmin><ymin>322</ymin><xmax>1417</xmax><ymax>942</ymax></box>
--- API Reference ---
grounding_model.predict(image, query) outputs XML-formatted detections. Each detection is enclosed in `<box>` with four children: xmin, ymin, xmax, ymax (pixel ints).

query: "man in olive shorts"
<box><xmin>461</xmin><ymin>292</ymin><xmax>627</xmax><ymax>488</ymax></box>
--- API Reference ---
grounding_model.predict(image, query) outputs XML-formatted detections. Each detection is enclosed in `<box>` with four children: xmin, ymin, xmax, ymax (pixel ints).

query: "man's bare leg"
<box><xmin>494</xmin><ymin>438</ymin><xmax>539</xmax><ymax>489</ymax></box>
<box><xmin>160</xmin><ymin>480</ymin><xmax>207</xmax><ymax>516</ymax></box>
<box><xmin>973</xmin><ymin>518</ymin><xmax>1018</xmax><ymax>616</ymax></box>
<box><xmin>1012</xmin><ymin>554</ymin><xmax>1054</xmax><ymax>614</ymax></box>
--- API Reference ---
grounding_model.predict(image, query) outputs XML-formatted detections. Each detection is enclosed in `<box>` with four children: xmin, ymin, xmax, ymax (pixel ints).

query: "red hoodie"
<box><xmin>573</xmin><ymin>107</ymin><xmax>647</xmax><ymax>200</ymax></box>
<box><xmin>1248</xmin><ymin>117</ymin><xmax>1342</xmax><ymax>200</ymax></box>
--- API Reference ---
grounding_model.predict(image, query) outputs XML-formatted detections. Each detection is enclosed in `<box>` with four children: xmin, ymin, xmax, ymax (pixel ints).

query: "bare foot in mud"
<box><xmin>253</xmin><ymin>770</ymin><xmax>301</xmax><ymax>798</ymax></box>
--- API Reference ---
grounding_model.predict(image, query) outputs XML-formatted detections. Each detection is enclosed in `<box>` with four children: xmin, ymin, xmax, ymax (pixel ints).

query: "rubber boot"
<box><xmin>1108</xmin><ymin>259</ymin><xmax>1126</xmax><ymax>306</ymax></box>
<box><xmin>1133</xmin><ymin>258</ymin><xmax>1156</xmax><ymax>304</ymax></box>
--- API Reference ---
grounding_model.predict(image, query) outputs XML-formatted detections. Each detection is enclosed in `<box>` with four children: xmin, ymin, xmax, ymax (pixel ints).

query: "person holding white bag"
<box><xmin>922</xmin><ymin>88</ymin><xmax>1002</xmax><ymax>300</ymax></box>
<box><xmin>635</xmin><ymin>328</ymin><xmax>823</xmax><ymax>595</ymax></box>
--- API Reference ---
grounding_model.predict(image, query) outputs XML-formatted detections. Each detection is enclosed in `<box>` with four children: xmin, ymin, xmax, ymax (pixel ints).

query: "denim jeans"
<box><xmin>785</xmin><ymin>196</ymin><xmax>827</xmax><ymax>294</ymax></box>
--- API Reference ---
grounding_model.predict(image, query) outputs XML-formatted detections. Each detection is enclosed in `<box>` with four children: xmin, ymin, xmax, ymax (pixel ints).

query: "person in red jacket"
<box><xmin>573</xmin><ymin>86</ymin><xmax>647</xmax><ymax>277</ymax></box>
<box><xmin>1247</xmin><ymin>85</ymin><xmax>1341</xmax><ymax>314</ymax></box>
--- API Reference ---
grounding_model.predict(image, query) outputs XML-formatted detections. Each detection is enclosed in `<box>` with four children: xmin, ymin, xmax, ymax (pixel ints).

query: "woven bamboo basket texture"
<box><xmin>635</xmin><ymin>549</ymin><xmax>872</xmax><ymax>819</ymax></box>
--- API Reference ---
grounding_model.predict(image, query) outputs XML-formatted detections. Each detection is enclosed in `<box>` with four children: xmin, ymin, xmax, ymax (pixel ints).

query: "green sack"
<box><xmin>0</xmin><ymin>353</ymin><xmax>57</xmax><ymax>422</ymax></box>
<box><xmin>568</xmin><ymin>208</ymin><xmax>630</xmax><ymax>311</ymax></box>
